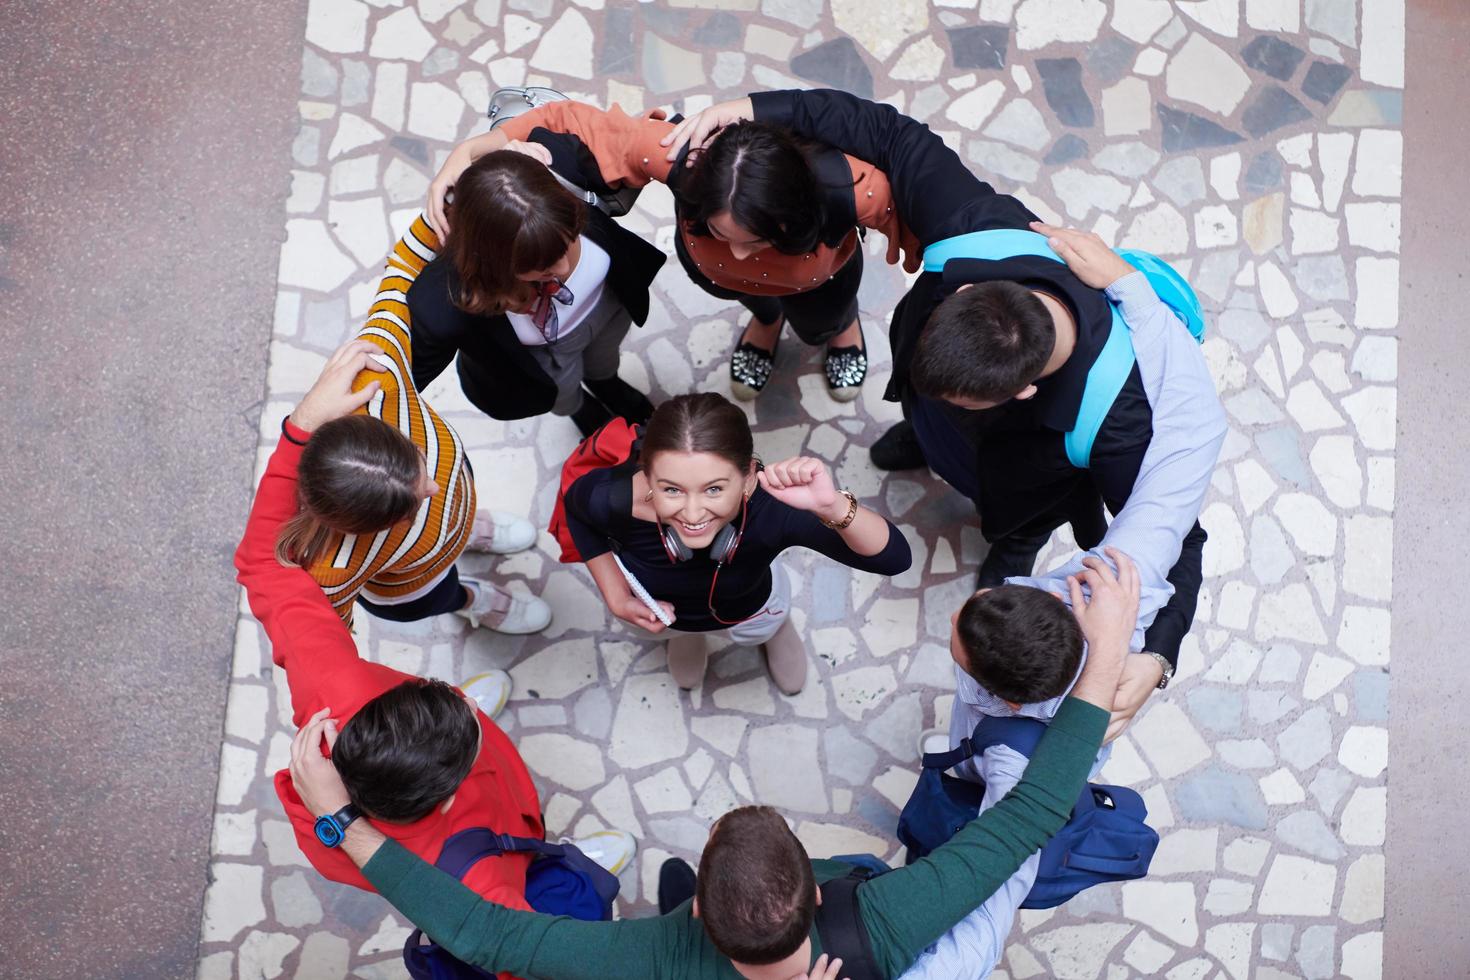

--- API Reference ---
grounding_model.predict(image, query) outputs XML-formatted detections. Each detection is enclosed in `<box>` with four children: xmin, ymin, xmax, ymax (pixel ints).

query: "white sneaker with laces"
<box><xmin>460</xmin><ymin>670</ymin><xmax>513</xmax><ymax>720</ymax></box>
<box><xmin>456</xmin><ymin>577</ymin><xmax>552</xmax><ymax>634</ymax></box>
<box><xmin>917</xmin><ymin>727</ymin><xmax>952</xmax><ymax>757</ymax></box>
<box><xmin>464</xmin><ymin>510</ymin><xmax>538</xmax><ymax>555</ymax></box>
<box><xmin>567</xmin><ymin>829</ymin><xmax>637</xmax><ymax>876</ymax></box>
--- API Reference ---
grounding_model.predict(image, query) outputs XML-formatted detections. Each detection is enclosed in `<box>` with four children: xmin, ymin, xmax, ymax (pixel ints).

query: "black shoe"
<box><xmin>657</xmin><ymin>857</ymin><xmax>698</xmax><ymax>915</ymax></box>
<box><xmin>824</xmin><ymin>321</ymin><xmax>867</xmax><ymax>403</ymax></box>
<box><xmin>570</xmin><ymin>395</ymin><xmax>614</xmax><ymax>437</ymax></box>
<box><xmin>870</xmin><ymin>419</ymin><xmax>926</xmax><ymax>471</ymax></box>
<box><xmin>583</xmin><ymin>376</ymin><xmax>654</xmax><ymax>426</ymax></box>
<box><xmin>730</xmin><ymin>317</ymin><xmax>781</xmax><ymax>402</ymax></box>
<box><xmin>976</xmin><ymin>533</ymin><xmax>1048</xmax><ymax>587</ymax></box>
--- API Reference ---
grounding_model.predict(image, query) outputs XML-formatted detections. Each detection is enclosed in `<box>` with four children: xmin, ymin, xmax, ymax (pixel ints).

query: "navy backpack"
<box><xmin>403</xmin><ymin>828</ymin><xmax>621</xmax><ymax>980</ymax></box>
<box><xmin>897</xmin><ymin>715</ymin><xmax>1158</xmax><ymax>909</ymax></box>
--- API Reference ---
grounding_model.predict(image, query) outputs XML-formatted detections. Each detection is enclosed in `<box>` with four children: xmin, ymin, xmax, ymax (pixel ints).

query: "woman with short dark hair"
<box><xmin>427</xmin><ymin>101</ymin><xmax>922</xmax><ymax>403</ymax></box>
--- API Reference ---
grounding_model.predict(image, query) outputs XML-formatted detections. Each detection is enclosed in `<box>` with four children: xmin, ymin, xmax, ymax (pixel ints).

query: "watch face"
<box><xmin>314</xmin><ymin>815</ymin><xmax>344</xmax><ymax>848</ymax></box>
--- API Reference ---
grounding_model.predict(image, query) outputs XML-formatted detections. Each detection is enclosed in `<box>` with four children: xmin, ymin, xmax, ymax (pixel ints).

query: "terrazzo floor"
<box><xmin>198</xmin><ymin>1</ymin><xmax>1402</xmax><ymax>977</ymax></box>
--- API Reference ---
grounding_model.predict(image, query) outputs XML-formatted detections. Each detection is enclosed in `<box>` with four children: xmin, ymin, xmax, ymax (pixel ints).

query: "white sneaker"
<box><xmin>465</xmin><ymin>510</ymin><xmax>538</xmax><ymax>555</ymax></box>
<box><xmin>567</xmin><ymin>829</ymin><xmax>637</xmax><ymax>876</ymax></box>
<box><xmin>461</xmin><ymin>670</ymin><xmax>513</xmax><ymax>720</ymax></box>
<box><xmin>917</xmin><ymin>727</ymin><xmax>952</xmax><ymax>757</ymax></box>
<box><xmin>456</xmin><ymin>577</ymin><xmax>552</xmax><ymax>634</ymax></box>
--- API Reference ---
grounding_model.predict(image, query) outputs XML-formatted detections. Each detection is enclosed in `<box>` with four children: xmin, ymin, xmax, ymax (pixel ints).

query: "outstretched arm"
<box><xmin>288</xmin><ymin>713</ymin><xmax>683</xmax><ymax>980</ymax></box>
<box><xmin>233</xmin><ymin>342</ymin><xmax>388</xmax><ymax>723</ymax></box>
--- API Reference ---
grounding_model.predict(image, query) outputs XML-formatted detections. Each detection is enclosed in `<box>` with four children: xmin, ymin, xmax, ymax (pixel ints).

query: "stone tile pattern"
<box><xmin>201</xmin><ymin>1</ymin><xmax>1401</xmax><ymax>977</ymax></box>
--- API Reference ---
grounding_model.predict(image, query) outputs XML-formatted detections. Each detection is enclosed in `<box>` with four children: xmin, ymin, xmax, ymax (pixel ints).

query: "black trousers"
<box><xmin>677</xmin><ymin>239</ymin><xmax>863</xmax><ymax>346</ymax></box>
<box><xmin>357</xmin><ymin>565</ymin><xmax>466</xmax><ymax>622</ymax></box>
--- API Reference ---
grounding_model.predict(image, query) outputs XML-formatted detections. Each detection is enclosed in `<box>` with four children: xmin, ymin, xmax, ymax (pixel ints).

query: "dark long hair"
<box><xmin>445</xmin><ymin>149</ymin><xmax>588</xmax><ymax>315</ymax></box>
<box><xmin>274</xmin><ymin>415</ymin><xmax>424</xmax><ymax>569</ymax></box>
<box><xmin>640</xmin><ymin>393</ymin><xmax>755</xmax><ymax>473</ymax></box>
<box><xmin>675</xmin><ymin>121</ymin><xmax>830</xmax><ymax>256</ymax></box>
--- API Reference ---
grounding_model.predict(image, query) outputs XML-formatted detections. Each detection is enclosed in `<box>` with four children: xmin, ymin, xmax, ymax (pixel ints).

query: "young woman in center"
<box><xmin>561</xmin><ymin>393</ymin><xmax>911</xmax><ymax>694</ymax></box>
<box><xmin>426</xmin><ymin>100</ymin><xmax>922</xmax><ymax>404</ymax></box>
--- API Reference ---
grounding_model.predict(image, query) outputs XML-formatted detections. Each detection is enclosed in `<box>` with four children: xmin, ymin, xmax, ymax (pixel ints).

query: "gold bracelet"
<box><xmin>822</xmin><ymin>490</ymin><xmax>859</xmax><ymax>530</ymax></box>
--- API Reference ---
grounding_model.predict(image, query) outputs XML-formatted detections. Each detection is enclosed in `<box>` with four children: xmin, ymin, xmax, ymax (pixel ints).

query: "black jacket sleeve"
<box><xmin>405</xmin><ymin>261</ymin><xmax>463</xmax><ymax>392</ymax></box>
<box><xmin>777</xmin><ymin>505</ymin><xmax>913</xmax><ymax>577</ymax></box>
<box><xmin>750</xmin><ymin>88</ymin><xmax>1036</xmax><ymax>247</ymax></box>
<box><xmin>1141</xmin><ymin>521</ymin><xmax>1206</xmax><ymax>669</ymax></box>
<box><xmin>564</xmin><ymin>473</ymin><xmax>615</xmax><ymax>563</ymax></box>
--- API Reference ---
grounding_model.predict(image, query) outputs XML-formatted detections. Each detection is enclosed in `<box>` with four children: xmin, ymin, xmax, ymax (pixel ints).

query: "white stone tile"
<box><xmin>370</xmin><ymin>7</ymin><xmax>436</xmax><ymax>60</ymax></box>
<box><xmin>1289</xmin><ymin>208</ymin><xmax>1340</xmax><ymax>254</ymax></box>
<box><xmin>711</xmin><ymin>675</ymin><xmax>777</xmax><ymax>715</ymax></box>
<box><xmin>1257</xmin><ymin>855</ymin><xmax>1337</xmax><ymax>915</ymax></box>
<box><xmin>1247</xmin><ymin>0</ymin><xmax>1300</xmax><ymax>31</ymax></box>
<box><xmin>1256</xmin><ymin>261</ymin><xmax>1300</xmax><ymax>317</ymax></box>
<box><xmin>1351</xmin><ymin>129</ymin><xmax>1403</xmax><ymax>197</ymax></box>
<box><xmin>1177</xmin><ymin>0</ymin><xmax>1240</xmax><ymax>37</ymax></box>
<box><xmin>1200</xmin><ymin>501</ymin><xmax>1244</xmax><ymax>574</ymax></box>
<box><xmin>278</xmin><ymin>219</ymin><xmax>357</xmax><ymax>293</ymax></box>
<box><xmin>1338</xmin><ymin>725</ymin><xmax>1388</xmax><ymax>777</ymax></box>
<box><xmin>1354</xmin><ymin>257</ymin><xmax>1400</xmax><ymax>329</ymax></box>
<box><xmin>1101</xmin><ymin>76</ymin><xmax>1152</xmax><ymax>136</ymax></box>
<box><xmin>1360</xmin><ymin>0</ymin><xmax>1405</xmax><ymax>87</ymax></box>
<box><xmin>238</xmin><ymin>931</ymin><xmax>299</xmax><ymax>979</ymax></box>
<box><xmin>1131</xmin><ymin>701</ymin><xmax>1212</xmax><ymax>778</ymax></box>
<box><xmin>1261</xmin><ymin>766</ymin><xmax>1306</xmax><ymax>804</ymax></box>
<box><xmin>1150</xmin><ymin>828</ymin><xmax>1218</xmax><ymax>875</ymax></box>
<box><xmin>1209</xmin><ymin>152</ymin><xmax>1241</xmax><ymax>200</ymax></box>
<box><xmin>1274</xmin><ymin>491</ymin><xmax>1338</xmax><ymax>556</ymax></box>
<box><xmin>407</xmin><ymin>81</ymin><xmax>467</xmax><ymax>140</ymax></box>
<box><xmin>831</xmin><ymin>665</ymin><xmax>898</xmax><ymax>720</ymax></box>
<box><xmin>327</xmin><ymin>195</ymin><xmax>388</xmax><ymax>266</ymax></box>
<box><xmin>518</xmin><ymin>732</ymin><xmax>606</xmax><ymax>791</ymax></box>
<box><xmin>216</xmin><ymin>743</ymin><xmax>258</xmax><ymax>807</ymax></box>
<box><xmin>1341</xmin><ymin>854</ymin><xmax>1385</xmax><ymax>925</ymax></box>
<box><xmin>1343</xmin><ymin>514</ymin><xmax>1393</xmax><ymax>600</ymax></box>
<box><xmin>1030</xmin><ymin>923</ymin><xmax>1134</xmax><ymax>979</ymax></box>
<box><xmin>1122</xmin><ymin>880</ymin><xmax>1198</xmax><ymax>945</ymax></box>
<box><xmin>1341</xmin><ymin>931</ymin><xmax>1384</xmax><ymax>980</ymax></box>
<box><xmin>1110</xmin><ymin>0</ymin><xmax>1174</xmax><ymax>44</ymax></box>
<box><xmin>794</xmin><ymin>820</ymin><xmax>889</xmax><ymax>858</ymax></box>
<box><xmin>1345</xmin><ymin>202</ymin><xmax>1400</xmax><ymax>252</ymax></box>
<box><xmin>1341</xmin><ymin>386</ymin><xmax>1397</xmax><ymax>451</ymax></box>
<box><xmin>610</xmin><ymin>672</ymin><xmax>689</xmax><ymax>768</ymax></box>
<box><xmin>1122</xmin><ymin>202</ymin><xmax>1190</xmax><ymax>253</ymax></box>
<box><xmin>371</xmin><ymin>62</ymin><xmax>408</xmax><ymax>130</ymax></box>
<box><xmin>1098</xmin><ymin>734</ymin><xmax>1151</xmax><ymax>786</ymax></box>
<box><xmin>327</xmin><ymin>112</ymin><xmax>384</xmax><ymax>159</ymax></box>
<box><xmin>1366</xmin><ymin>456</ymin><xmax>1395</xmax><ymax>510</ymax></box>
<box><xmin>1193</xmin><ymin>205</ymin><xmax>1238</xmax><ymax>248</ymax></box>
<box><xmin>944</xmin><ymin>80</ymin><xmax>1006</xmax><ymax>130</ymax></box>
<box><xmin>306</xmin><ymin>0</ymin><xmax>369</xmax><ymax>53</ymax></box>
<box><xmin>530</xmin><ymin>8</ymin><xmax>595</xmax><ymax>78</ymax></box>
<box><xmin>1123</xmin><ymin>928</ymin><xmax>1176</xmax><ymax>973</ymax></box>
<box><xmin>212</xmin><ymin>809</ymin><xmax>259</xmax><ymax>857</ymax></box>
<box><xmin>749</xmin><ymin>724</ymin><xmax>827</xmax><ymax>812</ymax></box>
<box><xmin>1234</xmin><ymin>458</ymin><xmax>1277</xmax><ymax>513</ymax></box>
<box><xmin>1165</xmin><ymin>34</ymin><xmax>1251</xmax><ymax>115</ymax></box>
<box><xmin>634</xmin><ymin>767</ymin><xmax>694</xmax><ymax>814</ymax></box>
<box><xmin>509</xmin><ymin>638</ymin><xmax>598</xmax><ymax>700</ymax></box>
<box><xmin>1340</xmin><ymin>786</ymin><xmax>1387</xmax><ymax>846</ymax></box>
<box><xmin>224</xmin><ymin>684</ymin><xmax>268</xmax><ymax>743</ymax></box>
<box><xmin>201</xmin><ymin>863</ymin><xmax>265</xmax><ymax>942</ymax></box>
<box><xmin>1309</xmin><ymin>434</ymin><xmax>1362</xmax><ymax>508</ymax></box>
<box><xmin>1133</xmin><ymin>46</ymin><xmax>1168</xmax><ymax>75</ymax></box>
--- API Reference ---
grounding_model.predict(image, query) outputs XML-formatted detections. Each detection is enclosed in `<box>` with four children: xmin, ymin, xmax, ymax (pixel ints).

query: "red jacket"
<box><xmin>236</xmin><ymin>426</ymin><xmax>545</xmax><ymax>919</ymax></box>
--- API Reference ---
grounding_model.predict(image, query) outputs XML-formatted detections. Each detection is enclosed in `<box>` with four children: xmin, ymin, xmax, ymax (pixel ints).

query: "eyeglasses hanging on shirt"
<box><xmin>530</xmin><ymin>278</ymin><xmax>575</xmax><ymax>346</ymax></box>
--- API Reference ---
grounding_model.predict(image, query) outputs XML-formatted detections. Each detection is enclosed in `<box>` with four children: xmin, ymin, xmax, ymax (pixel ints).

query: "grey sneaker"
<box><xmin>456</xmin><ymin>577</ymin><xmax>552</xmax><ymax>635</ymax></box>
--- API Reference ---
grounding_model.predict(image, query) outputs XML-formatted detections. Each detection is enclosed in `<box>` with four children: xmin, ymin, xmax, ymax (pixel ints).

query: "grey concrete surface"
<box><xmin>0</xmin><ymin>1</ymin><xmax>304</xmax><ymax>976</ymax></box>
<box><xmin>1386</xmin><ymin>1</ymin><xmax>1470</xmax><ymax>975</ymax></box>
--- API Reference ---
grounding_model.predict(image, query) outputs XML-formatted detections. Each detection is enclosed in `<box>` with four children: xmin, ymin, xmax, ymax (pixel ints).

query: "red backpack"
<box><xmin>547</xmin><ymin>418</ymin><xmax>641</xmax><ymax>563</ymax></box>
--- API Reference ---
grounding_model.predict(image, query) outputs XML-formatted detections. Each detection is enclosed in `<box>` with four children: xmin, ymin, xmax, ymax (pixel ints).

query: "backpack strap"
<box><xmin>968</xmin><ymin>715</ymin><xmax>1048</xmax><ymax>759</ymax></box>
<box><xmin>1063</xmin><ymin>306</ymin><xmax>1133</xmax><ymax>469</ymax></box>
<box><xmin>921</xmin><ymin>228</ymin><xmax>1061</xmax><ymax>271</ymax></box>
<box><xmin>813</xmin><ymin>869</ymin><xmax>885</xmax><ymax>980</ymax></box>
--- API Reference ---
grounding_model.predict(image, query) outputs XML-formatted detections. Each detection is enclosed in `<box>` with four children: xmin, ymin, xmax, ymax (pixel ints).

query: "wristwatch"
<box><xmin>313</xmin><ymin>803</ymin><xmax>362</xmax><ymax>848</ymax></box>
<box><xmin>1143</xmin><ymin>651</ymin><xmax>1175</xmax><ymax>690</ymax></box>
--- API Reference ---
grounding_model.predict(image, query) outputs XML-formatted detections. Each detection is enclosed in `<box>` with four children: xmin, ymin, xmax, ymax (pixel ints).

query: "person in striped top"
<box><xmin>274</xmin><ymin>217</ymin><xmax>551</xmax><ymax>635</ymax></box>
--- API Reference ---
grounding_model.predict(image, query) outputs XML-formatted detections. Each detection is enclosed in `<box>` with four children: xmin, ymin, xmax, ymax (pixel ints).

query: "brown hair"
<box><xmin>696</xmin><ymin>806</ymin><xmax>816</xmax><ymax>964</ymax></box>
<box><xmin>956</xmin><ymin>585</ymin><xmax>1085</xmax><ymax>703</ymax></box>
<box><xmin>445</xmin><ymin>149</ymin><xmax>588</xmax><ymax>315</ymax></box>
<box><xmin>274</xmin><ymin>415</ymin><xmax>424</xmax><ymax>569</ymax></box>
<box><xmin>640</xmin><ymin>393</ymin><xmax>754</xmax><ymax>473</ymax></box>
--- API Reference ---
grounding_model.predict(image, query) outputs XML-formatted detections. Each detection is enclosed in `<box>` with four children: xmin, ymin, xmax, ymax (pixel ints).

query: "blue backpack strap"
<box><xmin>921</xmin><ymin>229</ymin><xmax>1060</xmax><ymax>272</ymax></box>
<box><xmin>1116</xmin><ymin>249</ymin><xmax>1206</xmax><ymax>341</ymax></box>
<box><xmin>1064</xmin><ymin>306</ymin><xmax>1134</xmax><ymax>469</ymax></box>
<box><xmin>968</xmin><ymin>715</ymin><xmax>1048</xmax><ymax>758</ymax></box>
<box><xmin>434</xmin><ymin>827</ymin><xmax>508</xmax><ymax>879</ymax></box>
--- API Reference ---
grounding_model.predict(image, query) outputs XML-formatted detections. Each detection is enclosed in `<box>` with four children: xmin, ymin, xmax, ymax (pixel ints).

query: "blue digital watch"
<box><xmin>313</xmin><ymin>804</ymin><xmax>362</xmax><ymax>848</ymax></box>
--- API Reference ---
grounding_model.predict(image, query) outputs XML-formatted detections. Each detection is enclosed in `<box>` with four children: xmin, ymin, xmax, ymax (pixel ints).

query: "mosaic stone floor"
<box><xmin>198</xmin><ymin>1</ymin><xmax>1402</xmax><ymax>977</ymax></box>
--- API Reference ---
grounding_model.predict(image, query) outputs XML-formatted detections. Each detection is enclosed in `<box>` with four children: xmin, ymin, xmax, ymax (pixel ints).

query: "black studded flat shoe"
<box><xmin>824</xmin><ymin>320</ymin><xmax>867</xmax><ymax>403</ymax></box>
<box><xmin>730</xmin><ymin>319</ymin><xmax>781</xmax><ymax>401</ymax></box>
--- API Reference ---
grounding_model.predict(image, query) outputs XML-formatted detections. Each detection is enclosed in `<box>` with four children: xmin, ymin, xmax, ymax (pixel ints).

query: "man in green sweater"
<box><xmin>289</xmin><ymin>553</ymin><xmax>1140</xmax><ymax>980</ymax></box>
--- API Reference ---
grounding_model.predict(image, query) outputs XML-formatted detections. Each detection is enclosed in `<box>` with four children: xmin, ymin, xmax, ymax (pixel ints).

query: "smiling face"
<box><xmin>707</xmin><ymin>211</ymin><xmax>771</xmax><ymax>261</ymax></box>
<box><xmin>645</xmin><ymin>450</ymin><xmax>755</xmax><ymax>548</ymax></box>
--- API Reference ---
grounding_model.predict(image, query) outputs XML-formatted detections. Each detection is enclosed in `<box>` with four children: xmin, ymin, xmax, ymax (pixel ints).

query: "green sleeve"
<box><xmin>857</xmin><ymin>697</ymin><xmax>1108</xmax><ymax>976</ymax></box>
<box><xmin>362</xmin><ymin>839</ymin><xmax>695</xmax><ymax>980</ymax></box>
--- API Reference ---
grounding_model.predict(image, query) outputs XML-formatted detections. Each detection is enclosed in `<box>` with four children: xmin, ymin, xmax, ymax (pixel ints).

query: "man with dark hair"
<box><xmin>285</xmin><ymin>555</ymin><xmax>1139</xmax><ymax>980</ymax></box>
<box><xmin>237</xmin><ymin>341</ymin><xmax>634</xmax><ymax>927</ymax></box>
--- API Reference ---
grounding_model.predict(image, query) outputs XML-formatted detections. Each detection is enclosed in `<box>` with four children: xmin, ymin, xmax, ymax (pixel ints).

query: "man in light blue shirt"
<box><xmin>903</xmin><ymin>226</ymin><xmax>1226</xmax><ymax>979</ymax></box>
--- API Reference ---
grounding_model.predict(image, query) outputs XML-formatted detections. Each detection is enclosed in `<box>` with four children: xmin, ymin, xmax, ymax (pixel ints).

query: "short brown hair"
<box><xmin>696</xmin><ymin>806</ymin><xmax>815</xmax><ymax>964</ymax></box>
<box><xmin>912</xmin><ymin>282</ymin><xmax>1054</xmax><ymax>403</ymax></box>
<box><xmin>445</xmin><ymin>149</ymin><xmax>587</xmax><ymax>315</ymax></box>
<box><xmin>640</xmin><ymin>393</ymin><xmax>754</xmax><ymax>474</ymax></box>
<box><xmin>956</xmin><ymin>585</ymin><xmax>1084</xmax><ymax>703</ymax></box>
